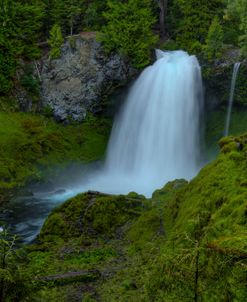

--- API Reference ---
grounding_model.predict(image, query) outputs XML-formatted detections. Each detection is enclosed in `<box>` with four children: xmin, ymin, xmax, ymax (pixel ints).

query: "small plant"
<box><xmin>0</xmin><ymin>227</ymin><xmax>30</xmax><ymax>301</ymax></box>
<box><xmin>48</xmin><ymin>24</ymin><xmax>64</xmax><ymax>59</ymax></box>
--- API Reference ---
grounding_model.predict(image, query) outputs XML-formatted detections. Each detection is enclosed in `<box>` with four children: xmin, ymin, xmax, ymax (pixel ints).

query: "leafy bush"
<box><xmin>0</xmin><ymin>228</ymin><xmax>30</xmax><ymax>301</ymax></box>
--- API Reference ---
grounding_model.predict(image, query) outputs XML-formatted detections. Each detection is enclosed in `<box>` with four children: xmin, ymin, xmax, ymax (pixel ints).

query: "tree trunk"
<box><xmin>194</xmin><ymin>242</ymin><xmax>199</xmax><ymax>302</ymax></box>
<box><xmin>158</xmin><ymin>0</ymin><xmax>168</xmax><ymax>38</ymax></box>
<box><xmin>0</xmin><ymin>244</ymin><xmax>6</xmax><ymax>302</ymax></box>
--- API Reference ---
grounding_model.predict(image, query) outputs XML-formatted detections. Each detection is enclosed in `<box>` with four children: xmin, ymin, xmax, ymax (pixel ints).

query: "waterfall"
<box><xmin>79</xmin><ymin>50</ymin><xmax>203</xmax><ymax>197</ymax></box>
<box><xmin>224</xmin><ymin>62</ymin><xmax>241</xmax><ymax>136</ymax></box>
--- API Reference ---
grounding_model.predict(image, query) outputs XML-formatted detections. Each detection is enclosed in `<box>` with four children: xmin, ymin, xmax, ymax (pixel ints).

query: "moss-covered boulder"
<box><xmin>39</xmin><ymin>191</ymin><xmax>148</xmax><ymax>242</ymax></box>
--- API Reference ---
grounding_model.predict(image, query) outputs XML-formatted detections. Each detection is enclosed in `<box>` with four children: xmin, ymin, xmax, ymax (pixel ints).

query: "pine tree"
<box><xmin>171</xmin><ymin>0</ymin><xmax>224</xmax><ymax>53</ymax></box>
<box><xmin>99</xmin><ymin>0</ymin><xmax>158</xmax><ymax>68</ymax></box>
<box><xmin>0</xmin><ymin>0</ymin><xmax>44</xmax><ymax>94</ymax></box>
<box><xmin>83</xmin><ymin>1</ymin><xmax>108</xmax><ymax>30</ymax></box>
<box><xmin>48</xmin><ymin>24</ymin><xmax>64</xmax><ymax>59</ymax></box>
<box><xmin>204</xmin><ymin>17</ymin><xmax>224</xmax><ymax>60</ymax></box>
<box><xmin>50</xmin><ymin>0</ymin><xmax>85</xmax><ymax>35</ymax></box>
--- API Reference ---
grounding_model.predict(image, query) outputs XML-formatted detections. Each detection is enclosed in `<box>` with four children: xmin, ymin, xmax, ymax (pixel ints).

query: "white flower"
<box><xmin>0</xmin><ymin>226</ymin><xmax>4</xmax><ymax>232</ymax></box>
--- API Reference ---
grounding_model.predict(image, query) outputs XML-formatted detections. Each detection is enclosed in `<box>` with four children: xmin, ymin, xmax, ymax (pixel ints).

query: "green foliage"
<box><xmin>48</xmin><ymin>24</ymin><xmax>64</xmax><ymax>59</ymax></box>
<box><xmin>0</xmin><ymin>0</ymin><xmax>44</xmax><ymax>94</ymax></box>
<box><xmin>50</xmin><ymin>0</ymin><xmax>85</xmax><ymax>35</ymax></box>
<box><xmin>0</xmin><ymin>228</ymin><xmax>30</xmax><ymax>301</ymax></box>
<box><xmin>99</xmin><ymin>0</ymin><xmax>158</xmax><ymax>68</ymax></box>
<box><xmin>83</xmin><ymin>1</ymin><xmax>107</xmax><ymax>30</ymax></box>
<box><xmin>204</xmin><ymin>17</ymin><xmax>224</xmax><ymax>60</ymax></box>
<box><xmin>169</xmin><ymin>0</ymin><xmax>224</xmax><ymax>54</ymax></box>
<box><xmin>20</xmin><ymin>64</ymin><xmax>40</xmax><ymax>96</ymax></box>
<box><xmin>0</xmin><ymin>37</ymin><xmax>15</xmax><ymax>94</ymax></box>
<box><xmin>225</xmin><ymin>0</ymin><xmax>247</xmax><ymax>56</ymax></box>
<box><xmin>160</xmin><ymin>39</ymin><xmax>179</xmax><ymax>51</ymax></box>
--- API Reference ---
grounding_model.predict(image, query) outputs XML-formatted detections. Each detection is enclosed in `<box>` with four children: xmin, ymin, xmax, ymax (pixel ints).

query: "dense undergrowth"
<box><xmin>0</xmin><ymin>112</ymin><xmax>111</xmax><ymax>202</ymax></box>
<box><xmin>5</xmin><ymin>133</ymin><xmax>246</xmax><ymax>301</ymax></box>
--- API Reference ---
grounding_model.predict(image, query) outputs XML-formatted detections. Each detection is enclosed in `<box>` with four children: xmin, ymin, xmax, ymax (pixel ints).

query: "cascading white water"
<box><xmin>224</xmin><ymin>62</ymin><xmax>241</xmax><ymax>136</ymax></box>
<box><xmin>76</xmin><ymin>50</ymin><xmax>203</xmax><ymax>197</ymax></box>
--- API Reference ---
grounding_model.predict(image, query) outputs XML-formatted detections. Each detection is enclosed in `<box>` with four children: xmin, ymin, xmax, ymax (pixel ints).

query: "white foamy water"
<box><xmin>75</xmin><ymin>50</ymin><xmax>203</xmax><ymax>197</ymax></box>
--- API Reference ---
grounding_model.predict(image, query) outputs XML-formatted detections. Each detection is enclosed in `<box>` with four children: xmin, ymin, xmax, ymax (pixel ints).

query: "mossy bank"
<box><xmin>12</xmin><ymin>133</ymin><xmax>247</xmax><ymax>301</ymax></box>
<box><xmin>0</xmin><ymin>112</ymin><xmax>111</xmax><ymax>204</ymax></box>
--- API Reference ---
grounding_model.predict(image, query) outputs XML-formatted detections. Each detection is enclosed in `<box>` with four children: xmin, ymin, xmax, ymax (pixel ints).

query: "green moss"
<box><xmin>21</xmin><ymin>192</ymin><xmax>148</xmax><ymax>301</ymax></box>
<box><xmin>138</xmin><ymin>134</ymin><xmax>247</xmax><ymax>301</ymax></box>
<box><xmin>39</xmin><ymin>192</ymin><xmax>147</xmax><ymax>241</ymax></box>
<box><xmin>100</xmin><ymin>133</ymin><xmax>247</xmax><ymax>301</ymax></box>
<box><xmin>19</xmin><ymin>133</ymin><xmax>247</xmax><ymax>301</ymax></box>
<box><xmin>0</xmin><ymin>112</ymin><xmax>111</xmax><ymax>198</ymax></box>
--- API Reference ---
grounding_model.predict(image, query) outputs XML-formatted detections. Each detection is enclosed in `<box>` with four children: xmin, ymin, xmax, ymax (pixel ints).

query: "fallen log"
<box><xmin>36</xmin><ymin>269</ymin><xmax>101</xmax><ymax>286</ymax></box>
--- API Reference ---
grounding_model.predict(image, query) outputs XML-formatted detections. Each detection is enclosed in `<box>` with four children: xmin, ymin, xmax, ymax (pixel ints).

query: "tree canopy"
<box><xmin>0</xmin><ymin>0</ymin><xmax>246</xmax><ymax>95</ymax></box>
<box><xmin>99</xmin><ymin>0</ymin><xmax>158</xmax><ymax>68</ymax></box>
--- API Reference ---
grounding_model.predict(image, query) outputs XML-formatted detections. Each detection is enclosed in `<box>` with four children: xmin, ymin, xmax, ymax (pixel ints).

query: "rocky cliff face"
<box><xmin>40</xmin><ymin>33</ymin><xmax>137</xmax><ymax>122</ymax></box>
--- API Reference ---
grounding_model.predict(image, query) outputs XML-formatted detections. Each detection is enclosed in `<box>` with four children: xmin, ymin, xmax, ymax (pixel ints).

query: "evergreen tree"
<box><xmin>48</xmin><ymin>24</ymin><xmax>64</xmax><ymax>59</ymax></box>
<box><xmin>50</xmin><ymin>0</ymin><xmax>85</xmax><ymax>35</ymax></box>
<box><xmin>84</xmin><ymin>1</ymin><xmax>108</xmax><ymax>30</ymax></box>
<box><xmin>204</xmin><ymin>17</ymin><xmax>224</xmax><ymax>60</ymax></box>
<box><xmin>14</xmin><ymin>0</ymin><xmax>45</xmax><ymax>59</ymax></box>
<box><xmin>0</xmin><ymin>37</ymin><xmax>16</xmax><ymax>94</ymax></box>
<box><xmin>0</xmin><ymin>0</ymin><xmax>44</xmax><ymax>94</ymax></box>
<box><xmin>99</xmin><ymin>0</ymin><xmax>158</xmax><ymax>68</ymax></box>
<box><xmin>170</xmin><ymin>0</ymin><xmax>224</xmax><ymax>53</ymax></box>
<box><xmin>226</xmin><ymin>0</ymin><xmax>247</xmax><ymax>56</ymax></box>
